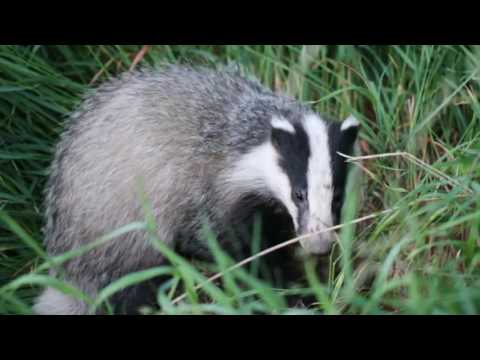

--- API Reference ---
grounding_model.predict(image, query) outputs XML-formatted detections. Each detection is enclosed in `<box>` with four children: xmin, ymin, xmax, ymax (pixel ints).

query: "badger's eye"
<box><xmin>332</xmin><ymin>190</ymin><xmax>343</xmax><ymax>206</ymax></box>
<box><xmin>294</xmin><ymin>189</ymin><xmax>307</xmax><ymax>202</ymax></box>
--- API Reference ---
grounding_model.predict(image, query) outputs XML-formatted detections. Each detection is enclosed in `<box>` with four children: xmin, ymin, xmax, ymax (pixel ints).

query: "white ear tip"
<box><xmin>341</xmin><ymin>115</ymin><xmax>359</xmax><ymax>131</ymax></box>
<box><xmin>271</xmin><ymin>116</ymin><xmax>296</xmax><ymax>134</ymax></box>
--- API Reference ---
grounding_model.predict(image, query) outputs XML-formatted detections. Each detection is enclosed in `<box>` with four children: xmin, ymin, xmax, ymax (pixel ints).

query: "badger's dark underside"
<box><xmin>105</xmin><ymin>199</ymin><xmax>327</xmax><ymax>314</ymax></box>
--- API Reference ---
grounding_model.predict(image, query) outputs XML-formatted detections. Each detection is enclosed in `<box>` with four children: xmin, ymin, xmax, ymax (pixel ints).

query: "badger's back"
<box><xmin>42</xmin><ymin>66</ymin><xmax>293</xmax><ymax>298</ymax></box>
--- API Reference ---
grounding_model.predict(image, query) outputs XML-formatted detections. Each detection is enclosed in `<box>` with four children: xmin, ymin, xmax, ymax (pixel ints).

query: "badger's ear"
<box><xmin>271</xmin><ymin>117</ymin><xmax>296</xmax><ymax>134</ymax></box>
<box><xmin>341</xmin><ymin>114</ymin><xmax>360</xmax><ymax>132</ymax></box>
<box><xmin>339</xmin><ymin>114</ymin><xmax>360</xmax><ymax>154</ymax></box>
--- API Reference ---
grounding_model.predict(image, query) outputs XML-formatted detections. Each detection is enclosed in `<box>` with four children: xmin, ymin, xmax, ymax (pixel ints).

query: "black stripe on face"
<box><xmin>327</xmin><ymin>122</ymin><xmax>358</xmax><ymax>225</ymax></box>
<box><xmin>271</xmin><ymin>123</ymin><xmax>311</xmax><ymax>210</ymax></box>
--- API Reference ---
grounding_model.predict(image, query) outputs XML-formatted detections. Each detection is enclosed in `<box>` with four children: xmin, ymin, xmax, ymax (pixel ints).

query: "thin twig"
<box><xmin>129</xmin><ymin>45</ymin><xmax>151</xmax><ymax>71</ymax></box>
<box><xmin>338</xmin><ymin>151</ymin><xmax>474</xmax><ymax>195</ymax></box>
<box><xmin>171</xmin><ymin>208</ymin><xmax>393</xmax><ymax>305</ymax></box>
<box><xmin>89</xmin><ymin>58</ymin><xmax>114</xmax><ymax>85</ymax></box>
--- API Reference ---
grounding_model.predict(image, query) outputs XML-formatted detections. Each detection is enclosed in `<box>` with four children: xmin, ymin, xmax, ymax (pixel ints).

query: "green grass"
<box><xmin>1</xmin><ymin>45</ymin><xmax>479</xmax><ymax>315</ymax></box>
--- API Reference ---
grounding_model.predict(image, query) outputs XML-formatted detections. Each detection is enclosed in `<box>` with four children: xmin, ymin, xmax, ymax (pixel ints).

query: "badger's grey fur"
<box><xmin>34</xmin><ymin>65</ymin><xmax>359</xmax><ymax>315</ymax></box>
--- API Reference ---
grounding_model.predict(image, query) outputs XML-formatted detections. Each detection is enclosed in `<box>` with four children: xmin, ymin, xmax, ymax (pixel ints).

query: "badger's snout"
<box><xmin>297</xmin><ymin>213</ymin><xmax>336</xmax><ymax>256</ymax></box>
<box><xmin>299</xmin><ymin>232</ymin><xmax>336</xmax><ymax>255</ymax></box>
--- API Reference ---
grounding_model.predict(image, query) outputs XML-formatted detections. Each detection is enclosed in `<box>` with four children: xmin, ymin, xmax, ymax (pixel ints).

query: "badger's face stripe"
<box><xmin>302</xmin><ymin>114</ymin><xmax>334</xmax><ymax>233</ymax></box>
<box><xmin>269</xmin><ymin>114</ymin><xmax>334</xmax><ymax>237</ymax></box>
<box><xmin>328</xmin><ymin>116</ymin><xmax>360</xmax><ymax>225</ymax></box>
<box><xmin>271</xmin><ymin>121</ymin><xmax>311</xmax><ymax>226</ymax></box>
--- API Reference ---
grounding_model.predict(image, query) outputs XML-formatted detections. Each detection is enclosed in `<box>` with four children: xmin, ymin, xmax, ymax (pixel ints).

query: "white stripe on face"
<box><xmin>303</xmin><ymin>114</ymin><xmax>334</xmax><ymax>233</ymax></box>
<box><xmin>222</xmin><ymin>141</ymin><xmax>299</xmax><ymax>230</ymax></box>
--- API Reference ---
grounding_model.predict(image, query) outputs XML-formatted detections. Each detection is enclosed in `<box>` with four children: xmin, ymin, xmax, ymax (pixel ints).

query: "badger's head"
<box><xmin>270</xmin><ymin>113</ymin><xmax>359</xmax><ymax>254</ymax></box>
<box><xmin>228</xmin><ymin>112</ymin><xmax>359</xmax><ymax>256</ymax></box>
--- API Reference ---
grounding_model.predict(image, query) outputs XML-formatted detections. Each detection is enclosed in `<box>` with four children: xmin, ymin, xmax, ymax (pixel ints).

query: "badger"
<box><xmin>34</xmin><ymin>65</ymin><xmax>359</xmax><ymax>315</ymax></box>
